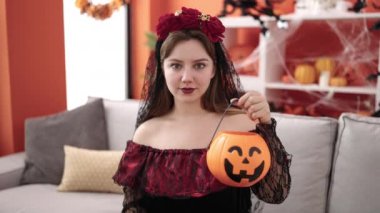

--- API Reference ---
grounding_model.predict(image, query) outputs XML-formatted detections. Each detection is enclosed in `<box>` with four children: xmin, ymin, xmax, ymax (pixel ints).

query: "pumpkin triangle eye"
<box><xmin>249</xmin><ymin>147</ymin><xmax>261</xmax><ymax>157</ymax></box>
<box><xmin>228</xmin><ymin>146</ymin><xmax>242</xmax><ymax>156</ymax></box>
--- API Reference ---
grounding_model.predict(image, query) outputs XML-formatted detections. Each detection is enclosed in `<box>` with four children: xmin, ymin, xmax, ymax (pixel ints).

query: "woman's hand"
<box><xmin>235</xmin><ymin>91</ymin><xmax>272</xmax><ymax>124</ymax></box>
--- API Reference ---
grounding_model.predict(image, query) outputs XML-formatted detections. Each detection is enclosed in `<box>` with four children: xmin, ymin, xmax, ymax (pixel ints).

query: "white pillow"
<box><xmin>328</xmin><ymin>113</ymin><xmax>380</xmax><ymax>213</ymax></box>
<box><xmin>88</xmin><ymin>97</ymin><xmax>140</xmax><ymax>150</ymax></box>
<box><xmin>58</xmin><ymin>145</ymin><xmax>123</xmax><ymax>193</ymax></box>
<box><xmin>263</xmin><ymin>113</ymin><xmax>338</xmax><ymax>213</ymax></box>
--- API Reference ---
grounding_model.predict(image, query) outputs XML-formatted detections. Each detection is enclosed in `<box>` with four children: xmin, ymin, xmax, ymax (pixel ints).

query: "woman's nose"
<box><xmin>181</xmin><ymin>68</ymin><xmax>193</xmax><ymax>82</ymax></box>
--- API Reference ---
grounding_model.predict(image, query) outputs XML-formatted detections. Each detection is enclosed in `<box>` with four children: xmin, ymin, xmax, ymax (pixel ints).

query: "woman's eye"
<box><xmin>170</xmin><ymin>64</ymin><xmax>182</xmax><ymax>70</ymax></box>
<box><xmin>194</xmin><ymin>63</ymin><xmax>206</xmax><ymax>70</ymax></box>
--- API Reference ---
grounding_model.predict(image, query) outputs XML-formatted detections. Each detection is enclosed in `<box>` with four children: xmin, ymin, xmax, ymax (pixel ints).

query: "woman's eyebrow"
<box><xmin>166</xmin><ymin>58</ymin><xmax>210</xmax><ymax>62</ymax></box>
<box><xmin>193</xmin><ymin>58</ymin><xmax>210</xmax><ymax>62</ymax></box>
<box><xmin>166</xmin><ymin>58</ymin><xmax>182</xmax><ymax>62</ymax></box>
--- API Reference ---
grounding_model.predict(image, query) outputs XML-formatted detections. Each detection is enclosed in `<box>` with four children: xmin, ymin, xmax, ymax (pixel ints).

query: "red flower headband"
<box><xmin>156</xmin><ymin>7</ymin><xmax>225</xmax><ymax>43</ymax></box>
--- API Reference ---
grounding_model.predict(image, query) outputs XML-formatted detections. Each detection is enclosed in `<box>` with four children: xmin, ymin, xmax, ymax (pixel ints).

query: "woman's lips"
<box><xmin>181</xmin><ymin>88</ymin><xmax>195</xmax><ymax>94</ymax></box>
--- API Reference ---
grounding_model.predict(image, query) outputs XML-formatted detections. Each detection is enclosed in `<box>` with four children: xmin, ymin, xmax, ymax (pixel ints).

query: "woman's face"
<box><xmin>162</xmin><ymin>39</ymin><xmax>215</xmax><ymax>104</ymax></box>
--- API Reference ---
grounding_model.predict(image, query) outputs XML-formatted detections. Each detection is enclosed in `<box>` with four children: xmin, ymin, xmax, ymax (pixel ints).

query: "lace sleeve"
<box><xmin>121</xmin><ymin>186</ymin><xmax>146</xmax><ymax>213</ymax></box>
<box><xmin>250</xmin><ymin>118</ymin><xmax>292</xmax><ymax>204</ymax></box>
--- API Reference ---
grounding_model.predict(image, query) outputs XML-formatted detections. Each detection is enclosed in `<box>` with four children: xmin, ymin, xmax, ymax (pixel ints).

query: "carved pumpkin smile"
<box><xmin>207</xmin><ymin>131</ymin><xmax>271</xmax><ymax>187</ymax></box>
<box><xmin>224</xmin><ymin>157</ymin><xmax>265</xmax><ymax>182</ymax></box>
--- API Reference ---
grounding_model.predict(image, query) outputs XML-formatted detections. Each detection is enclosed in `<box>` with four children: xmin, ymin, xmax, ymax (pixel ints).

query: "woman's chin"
<box><xmin>175</xmin><ymin>94</ymin><xmax>201</xmax><ymax>103</ymax></box>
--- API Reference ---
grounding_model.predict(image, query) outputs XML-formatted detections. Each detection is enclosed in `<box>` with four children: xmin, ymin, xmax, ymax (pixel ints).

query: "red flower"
<box><xmin>182</xmin><ymin>7</ymin><xmax>201</xmax><ymax>16</ymax></box>
<box><xmin>156</xmin><ymin>7</ymin><xmax>225</xmax><ymax>43</ymax></box>
<box><xmin>156</xmin><ymin>14</ymin><xmax>181</xmax><ymax>41</ymax></box>
<box><xmin>201</xmin><ymin>17</ymin><xmax>225</xmax><ymax>42</ymax></box>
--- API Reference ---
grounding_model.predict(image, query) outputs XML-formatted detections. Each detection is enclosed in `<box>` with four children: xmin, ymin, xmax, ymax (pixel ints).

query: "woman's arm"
<box><xmin>250</xmin><ymin>118</ymin><xmax>292</xmax><ymax>204</ymax></box>
<box><xmin>234</xmin><ymin>91</ymin><xmax>292</xmax><ymax>203</ymax></box>
<box><xmin>121</xmin><ymin>186</ymin><xmax>146</xmax><ymax>213</ymax></box>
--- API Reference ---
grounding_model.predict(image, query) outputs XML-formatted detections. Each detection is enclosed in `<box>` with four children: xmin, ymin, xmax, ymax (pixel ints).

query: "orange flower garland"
<box><xmin>75</xmin><ymin>0</ymin><xmax>128</xmax><ymax>20</ymax></box>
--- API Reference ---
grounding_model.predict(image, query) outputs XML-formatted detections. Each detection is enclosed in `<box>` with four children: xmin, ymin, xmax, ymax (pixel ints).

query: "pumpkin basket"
<box><xmin>206</xmin><ymin>99</ymin><xmax>271</xmax><ymax>187</ymax></box>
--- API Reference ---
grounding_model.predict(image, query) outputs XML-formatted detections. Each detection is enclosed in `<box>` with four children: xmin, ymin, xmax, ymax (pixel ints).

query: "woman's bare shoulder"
<box><xmin>132</xmin><ymin>117</ymin><xmax>162</xmax><ymax>146</ymax></box>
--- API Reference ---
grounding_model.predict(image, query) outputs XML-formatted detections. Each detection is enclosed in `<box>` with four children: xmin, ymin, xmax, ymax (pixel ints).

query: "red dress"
<box><xmin>113</xmin><ymin>118</ymin><xmax>292</xmax><ymax>213</ymax></box>
<box><xmin>113</xmin><ymin>140</ymin><xmax>227</xmax><ymax>197</ymax></box>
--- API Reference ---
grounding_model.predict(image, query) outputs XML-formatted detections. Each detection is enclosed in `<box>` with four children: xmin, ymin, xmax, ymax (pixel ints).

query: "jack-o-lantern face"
<box><xmin>224</xmin><ymin>145</ymin><xmax>265</xmax><ymax>183</ymax></box>
<box><xmin>207</xmin><ymin>131</ymin><xmax>271</xmax><ymax>187</ymax></box>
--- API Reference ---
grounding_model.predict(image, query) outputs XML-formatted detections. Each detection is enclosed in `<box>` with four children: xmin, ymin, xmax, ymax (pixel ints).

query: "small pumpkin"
<box><xmin>315</xmin><ymin>57</ymin><xmax>336</xmax><ymax>75</ymax></box>
<box><xmin>294</xmin><ymin>64</ymin><xmax>317</xmax><ymax>84</ymax></box>
<box><xmin>207</xmin><ymin>131</ymin><xmax>271</xmax><ymax>187</ymax></box>
<box><xmin>330</xmin><ymin>77</ymin><xmax>347</xmax><ymax>87</ymax></box>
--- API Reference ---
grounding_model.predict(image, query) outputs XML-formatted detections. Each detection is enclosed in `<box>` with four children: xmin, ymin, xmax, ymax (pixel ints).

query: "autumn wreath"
<box><xmin>75</xmin><ymin>0</ymin><xmax>129</xmax><ymax>20</ymax></box>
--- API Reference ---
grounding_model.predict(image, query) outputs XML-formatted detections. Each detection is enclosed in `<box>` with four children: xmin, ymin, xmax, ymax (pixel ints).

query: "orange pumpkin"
<box><xmin>207</xmin><ymin>131</ymin><xmax>271</xmax><ymax>187</ymax></box>
<box><xmin>330</xmin><ymin>77</ymin><xmax>347</xmax><ymax>87</ymax></box>
<box><xmin>315</xmin><ymin>57</ymin><xmax>336</xmax><ymax>75</ymax></box>
<box><xmin>294</xmin><ymin>64</ymin><xmax>317</xmax><ymax>84</ymax></box>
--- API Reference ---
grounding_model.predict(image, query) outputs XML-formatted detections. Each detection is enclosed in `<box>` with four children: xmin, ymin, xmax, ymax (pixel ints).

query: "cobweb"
<box><xmin>231</xmin><ymin>16</ymin><xmax>380</xmax><ymax>118</ymax></box>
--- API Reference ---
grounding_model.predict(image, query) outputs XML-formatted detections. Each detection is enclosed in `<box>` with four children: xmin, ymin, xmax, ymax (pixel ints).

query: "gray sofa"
<box><xmin>0</xmin><ymin>98</ymin><xmax>379</xmax><ymax>213</ymax></box>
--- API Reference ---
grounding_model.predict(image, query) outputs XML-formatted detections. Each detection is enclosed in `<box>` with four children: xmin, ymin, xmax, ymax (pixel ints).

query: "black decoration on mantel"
<box><xmin>370</xmin><ymin>20</ymin><xmax>380</xmax><ymax>31</ymax></box>
<box><xmin>369</xmin><ymin>0</ymin><xmax>380</xmax><ymax>31</ymax></box>
<box><xmin>366</xmin><ymin>72</ymin><xmax>380</xmax><ymax>81</ymax></box>
<box><xmin>349</xmin><ymin>0</ymin><xmax>367</xmax><ymax>13</ymax></box>
<box><xmin>219</xmin><ymin>0</ymin><xmax>288</xmax><ymax>36</ymax></box>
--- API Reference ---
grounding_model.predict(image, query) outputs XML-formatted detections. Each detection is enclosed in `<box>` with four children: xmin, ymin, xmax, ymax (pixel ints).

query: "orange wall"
<box><xmin>130</xmin><ymin>0</ymin><xmax>151</xmax><ymax>99</ymax></box>
<box><xmin>0</xmin><ymin>0</ymin><xmax>67</xmax><ymax>156</ymax></box>
<box><xmin>0</xmin><ymin>0</ymin><xmax>13</xmax><ymax>155</ymax></box>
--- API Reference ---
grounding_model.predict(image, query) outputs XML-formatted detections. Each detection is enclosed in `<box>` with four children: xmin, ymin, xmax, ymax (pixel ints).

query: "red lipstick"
<box><xmin>181</xmin><ymin>88</ymin><xmax>195</xmax><ymax>94</ymax></box>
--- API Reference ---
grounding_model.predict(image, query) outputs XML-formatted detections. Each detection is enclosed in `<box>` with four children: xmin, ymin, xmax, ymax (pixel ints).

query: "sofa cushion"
<box><xmin>0</xmin><ymin>184</ymin><xmax>123</xmax><ymax>213</ymax></box>
<box><xmin>21</xmin><ymin>99</ymin><xmax>108</xmax><ymax>185</ymax></box>
<box><xmin>88</xmin><ymin>97</ymin><xmax>140</xmax><ymax>150</ymax></box>
<box><xmin>58</xmin><ymin>145</ymin><xmax>123</xmax><ymax>193</ymax></box>
<box><xmin>263</xmin><ymin>113</ymin><xmax>338</xmax><ymax>213</ymax></box>
<box><xmin>327</xmin><ymin>113</ymin><xmax>380</xmax><ymax>213</ymax></box>
<box><xmin>0</xmin><ymin>152</ymin><xmax>25</xmax><ymax>190</ymax></box>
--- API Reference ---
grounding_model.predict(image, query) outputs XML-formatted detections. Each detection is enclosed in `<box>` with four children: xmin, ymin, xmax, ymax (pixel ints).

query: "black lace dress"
<box><xmin>113</xmin><ymin>118</ymin><xmax>292</xmax><ymax>213</ymax></box>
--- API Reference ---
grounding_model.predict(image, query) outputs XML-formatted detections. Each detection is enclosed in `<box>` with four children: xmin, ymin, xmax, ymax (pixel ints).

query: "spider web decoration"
<box><xmin>232</xmin><ymin>17</ymin><xmax>380</xmax><ymax>117</ymax></box>
<box><xmin>275</xmin><ymin>19</ymin><xmax>379</xmax><ymax>117</ymax></box>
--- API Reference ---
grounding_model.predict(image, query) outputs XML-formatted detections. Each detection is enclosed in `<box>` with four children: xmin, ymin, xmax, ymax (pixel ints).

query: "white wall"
<box><xmin>63</xmin><ymin>0</ymin><xmax>128</xmax><ymax>109</ymax></box>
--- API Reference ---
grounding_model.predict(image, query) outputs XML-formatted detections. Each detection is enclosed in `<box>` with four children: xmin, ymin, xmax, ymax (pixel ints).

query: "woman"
<box><xmin>113</xmin><ymin>7</ymin><xmax>291</xmax><ymax>213</ymax></box>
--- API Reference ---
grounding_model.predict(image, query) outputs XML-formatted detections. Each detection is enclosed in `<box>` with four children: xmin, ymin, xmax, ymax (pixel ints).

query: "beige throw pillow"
<box><xmin>58</xmin><ymin>145</ymin><xmax>123</xmax><ymax>193</ymax></box>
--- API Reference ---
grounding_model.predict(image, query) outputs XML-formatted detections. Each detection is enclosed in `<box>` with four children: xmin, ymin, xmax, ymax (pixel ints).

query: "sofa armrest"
<box><xmin>0</xmin><ymin>152</ymin><xmax>25</xmax><ymax>190</ymax></box>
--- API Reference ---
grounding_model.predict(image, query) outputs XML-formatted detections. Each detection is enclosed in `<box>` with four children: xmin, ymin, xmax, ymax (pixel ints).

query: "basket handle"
<box><xmin>207</xmin><ymin>98</ymin><xmax>239</xmax><ymax>149</ymax></box>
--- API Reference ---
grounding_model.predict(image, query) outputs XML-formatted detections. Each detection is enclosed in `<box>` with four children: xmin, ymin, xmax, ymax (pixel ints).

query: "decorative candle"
<box><xmin>319</xmin><ymin>71</ymin><xmax>330</xmax><ymax>87</ymax></box>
